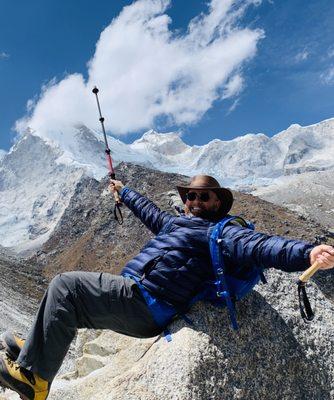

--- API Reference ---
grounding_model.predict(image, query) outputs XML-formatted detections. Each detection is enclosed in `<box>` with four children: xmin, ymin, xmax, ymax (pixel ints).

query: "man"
<box><xmin>0</xmin><ymin>175</ymin><xmax>333</xmax><ymax>400</ymax></box>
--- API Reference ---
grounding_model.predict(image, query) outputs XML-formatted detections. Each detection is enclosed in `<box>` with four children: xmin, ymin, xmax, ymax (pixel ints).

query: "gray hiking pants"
<box><xmin>17</xmin><ymin>272</ymin><xmax>162</xmax><ymax>382</ymax></box>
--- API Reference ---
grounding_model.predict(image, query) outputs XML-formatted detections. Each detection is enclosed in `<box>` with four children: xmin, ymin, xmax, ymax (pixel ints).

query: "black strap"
<box><xmin>114</xmin><ymin>203</ymin><xmax>123</xmax><ymax>225</ymax></box>
<box><xmin>298</xmin><ymin>281</ymin><xmax>314</xmax><ymax>322</ymax></box>
<box><xmin>260</xmin><ymin>271</ymin><xmax>267</xmax><ymax>284</ymax></box>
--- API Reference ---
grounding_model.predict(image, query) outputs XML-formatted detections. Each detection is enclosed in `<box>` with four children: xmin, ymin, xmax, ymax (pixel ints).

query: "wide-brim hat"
<box><xmin>176</xmin><ymin>175</ymin><xmax>234</xmax><ymax>216</ymax></box>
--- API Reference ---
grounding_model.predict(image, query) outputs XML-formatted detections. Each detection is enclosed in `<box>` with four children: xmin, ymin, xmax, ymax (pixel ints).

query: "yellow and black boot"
<box><xmin>2</xmin><ymin>331</ymin><xmax>25</xmax><ymax>360</ymax></box>
<box><xmin>0</xmin><ymin>355</ymin><xmax>50</xmax><ymax>400</ymax></box>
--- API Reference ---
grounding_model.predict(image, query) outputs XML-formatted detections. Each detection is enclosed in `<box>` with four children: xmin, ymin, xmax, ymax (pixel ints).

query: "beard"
<box><xmin>187</xmin><ymin>206</ymin><xmax>221</xmax><ymax>221</ymax></box>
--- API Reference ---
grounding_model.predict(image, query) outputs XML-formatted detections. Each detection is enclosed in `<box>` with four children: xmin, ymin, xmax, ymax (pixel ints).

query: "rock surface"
<box><xmin>0</xmin><ymin>247</ymin><xmax>42</xmax><ymax>335</ymax></box>
<box><xmin>252</xmin><ymin>169</ymin><xmax>334</xmax><ymax>230</ymax></box>
<box><xmin>44</xmin><ymin>271</ymin><xmax>334</xmax><ymax>400</ymax></box>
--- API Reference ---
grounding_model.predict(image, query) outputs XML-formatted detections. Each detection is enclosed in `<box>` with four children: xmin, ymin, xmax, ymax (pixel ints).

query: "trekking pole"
<box><xmin>92</xmin><ymin>86</ymin><xmax>123</xmax><ymax>225</ymax></box>
<box><xmin>297</xmin><ymin>261</ymin><xmax>321</xmax><ymax>322</ymax></box>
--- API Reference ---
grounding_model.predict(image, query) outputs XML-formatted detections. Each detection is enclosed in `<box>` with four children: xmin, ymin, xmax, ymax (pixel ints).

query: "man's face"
<box><xmin>185</xmin><ymin>189</ymin><xmax>221</xmax><ymax>219</ymax></box>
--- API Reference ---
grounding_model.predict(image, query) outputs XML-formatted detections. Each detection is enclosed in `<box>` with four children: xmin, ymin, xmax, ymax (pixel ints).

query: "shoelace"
<box><xmin>6</xmin><ymin>356</ymin><xmax>20</xmax><ymax>371</ymax></box>
<box><xmin>6</xmin><ymin>356</ymin><xmax>36</xmax><ymax>385</ymax></box>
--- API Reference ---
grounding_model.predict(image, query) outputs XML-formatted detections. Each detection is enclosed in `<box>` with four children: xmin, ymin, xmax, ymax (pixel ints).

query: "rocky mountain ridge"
<box><xmin>0</xmin><ymin>118</ymin><xmax>333</xmax><ymax>253</ymax></box>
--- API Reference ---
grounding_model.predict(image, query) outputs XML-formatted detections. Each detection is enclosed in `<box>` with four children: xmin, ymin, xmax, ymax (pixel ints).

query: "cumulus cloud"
<box><xmin>16</xmin><ymin>0</ymin><xmax>264</xmax><ymax>140</ymax></box>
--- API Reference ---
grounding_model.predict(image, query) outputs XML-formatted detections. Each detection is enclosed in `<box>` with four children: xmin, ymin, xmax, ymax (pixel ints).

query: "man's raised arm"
<box><xmin>110</xmin><ymin>179</ymin><xmax>175</xmax><ymax>235</ymax></box>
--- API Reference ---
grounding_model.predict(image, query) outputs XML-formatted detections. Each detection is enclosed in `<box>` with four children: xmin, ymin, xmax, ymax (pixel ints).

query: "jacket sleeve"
<box><xmin>120</xmin><ymin>187</ymin><xmax>175</xmax><ymax>235</ymax></box>
<box><xmin>221</xmin><ymin>225</ymin><xmax>314</xmax><ymax>272</ymax></box>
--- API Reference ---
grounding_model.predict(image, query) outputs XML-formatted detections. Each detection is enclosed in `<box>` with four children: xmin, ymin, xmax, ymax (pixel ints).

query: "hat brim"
<box><xmin>176</xmin><ymin>185</ymin><xmax>234</xmax><ymax>216</ymax></box>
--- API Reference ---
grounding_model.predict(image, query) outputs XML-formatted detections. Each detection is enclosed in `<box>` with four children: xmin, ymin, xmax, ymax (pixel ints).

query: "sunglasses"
<box><xmin>186</xmin><ymin>191</ymin><xmax>211</xmax><ymax>202</ymax></box>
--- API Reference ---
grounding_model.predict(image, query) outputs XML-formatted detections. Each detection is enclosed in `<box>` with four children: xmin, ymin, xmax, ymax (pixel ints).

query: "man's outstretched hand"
<box><xmin>109</xmin><ymin>179</ymin><xmax>124</xmax><ymax>194</ymax></box>
<box><xmin>309</xmin><ymin>245</ymin><xmax>334</xmax><ymax>270</ymax></box>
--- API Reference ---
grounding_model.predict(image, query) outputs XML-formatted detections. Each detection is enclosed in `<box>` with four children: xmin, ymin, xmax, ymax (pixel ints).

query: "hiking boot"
<box><xmin>0</xmin><ymin>355</ymin><xmax>50</xmax><ymax>400</ymax></box>
<box><xmin>2</xmin><ymin>331</ymin><xmax>25</xmax><ymax>360</ymax></box>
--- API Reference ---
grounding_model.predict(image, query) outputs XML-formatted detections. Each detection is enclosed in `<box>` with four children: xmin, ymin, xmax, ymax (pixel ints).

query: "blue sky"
<box><xmin>1</xmin><ymin>0</ymin><xmax>334</xmax><ymax>152</ymax></box>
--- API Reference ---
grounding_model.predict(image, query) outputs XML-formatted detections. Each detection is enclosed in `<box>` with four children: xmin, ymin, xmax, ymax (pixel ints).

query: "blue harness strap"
<box><xmin>123</xmin><ymin>273</ymin><xmax>177</xmax><ymax>330</ymax></box>
<box><xmin>210</xmin><ymin>216</ymin><xmax>240</xmax><ymax>330</ymax></box>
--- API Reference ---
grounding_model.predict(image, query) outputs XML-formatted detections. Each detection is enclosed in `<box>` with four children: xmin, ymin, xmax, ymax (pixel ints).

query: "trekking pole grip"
<box><xmin>109</xmin><ymin>173</ymin><xmax>122</xmax><ymax>203</ymax></box>
<box><xmin>115</xmin><ymin>191</ymin><xmax>121</xmax><ymax>200</ymax></box>
<box><xmin>113</xmin><ymin>190</ymin><xmax>121</xmax><ymax>203</ymax></box>
<box><xmin>298</xmin><ymin>261</ymin><xmax>321</xmax><ymax>283</ymax></box>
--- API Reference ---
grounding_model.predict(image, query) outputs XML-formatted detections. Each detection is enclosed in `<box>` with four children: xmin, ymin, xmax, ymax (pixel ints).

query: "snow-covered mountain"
<box><xmin>0</xmin><ymin>149</ymin><xmax>6</xmax><ymax>161</ymax></box>
<box><xmin>0</xmin><ymin>118</ymin><xmax>333</xmax><ymax>252</ymax></box>
<box><xmin>0</xmin><ymin>133</ymin><xmax>84</xmax><ymax>251</ymax></box>
<box><xmin>129</xmin><ymin>119</ymin><xmax>334</xmax><ymax>185</ymax></box>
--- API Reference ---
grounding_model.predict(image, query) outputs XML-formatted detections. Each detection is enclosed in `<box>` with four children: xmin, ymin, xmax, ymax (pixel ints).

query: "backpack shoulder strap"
<box><xmin>209</xmin><ymin>215</ymin><xmax>260</xmax><ymax>330</ymax></box>
<box><xmin>209</xmin><ymin>216</ymin><xmax>241</xmax><ymax>330</ymax></box>
<box><xmin>210</xmin><ymin>215</ymin><xmax>251</xmax><ymax>245</ymax></box>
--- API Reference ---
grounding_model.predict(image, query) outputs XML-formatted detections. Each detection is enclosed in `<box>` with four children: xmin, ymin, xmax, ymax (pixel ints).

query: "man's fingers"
<box><xmin>317</xmin><ymin>254</ymin><xmax>331</xmax><ymax>264</ymax></box>
<box><xmin>309</xmin><ymin>245</ymin><xmax>334</xmax><ymax>270</ymax></box>
<box><xmin>321</xmin><ymin>245</ymin><xmax>334</xmax><ymax>252</ymax></box>
<box><xmin>108</xmin><ymin>179</ymin><xmax>124</xmax><ymax>194</ymax></box>
<box><xmin>317</xmin><ymin>252</ymin><xmax>334</xmax><ymax>269</ymax></box>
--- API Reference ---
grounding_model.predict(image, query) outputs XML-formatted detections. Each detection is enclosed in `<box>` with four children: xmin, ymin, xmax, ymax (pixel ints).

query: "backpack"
<box><xmin>196</xmin><ymin>215</ymin><xmax>267</xmax><ymax>330</ymax></box>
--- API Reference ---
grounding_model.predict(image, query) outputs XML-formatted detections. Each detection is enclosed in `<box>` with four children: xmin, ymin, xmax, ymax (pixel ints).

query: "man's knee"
<box><xmin>48</xmin><ymin>272</ymin><xmax>80</xmax><ymax>297</ymax></box>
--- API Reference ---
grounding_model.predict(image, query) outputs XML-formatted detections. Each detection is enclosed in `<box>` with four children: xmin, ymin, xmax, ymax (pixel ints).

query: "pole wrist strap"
<box><xmin>298</xmin><ymin>281</ymin><xmax>314</xmax><ymax>322</ymax></box>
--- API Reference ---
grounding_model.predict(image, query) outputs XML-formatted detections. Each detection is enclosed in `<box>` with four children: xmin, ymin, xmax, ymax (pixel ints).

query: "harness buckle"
<box><xmin>217</xmin><ymin>290</ymin><xmax>229</xmax><ymax>298</ymax></box>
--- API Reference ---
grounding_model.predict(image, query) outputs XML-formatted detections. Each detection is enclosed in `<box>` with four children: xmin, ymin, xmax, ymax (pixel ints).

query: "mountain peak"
<box><xmin>131</xmin><ymin>129</ymin><xmax>189</xmax><ymax>156</ymax></box>
<box><xmin>137</xmin><ymin>129</ymin><xmax>182</xmax><ymax>142</ymax></box>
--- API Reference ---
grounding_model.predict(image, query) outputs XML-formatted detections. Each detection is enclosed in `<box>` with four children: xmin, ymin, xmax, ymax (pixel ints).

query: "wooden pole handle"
<box><xmin>298</xmin><ymin>261</ymin><xmax>321</xmax><ymax>283</ymax></box>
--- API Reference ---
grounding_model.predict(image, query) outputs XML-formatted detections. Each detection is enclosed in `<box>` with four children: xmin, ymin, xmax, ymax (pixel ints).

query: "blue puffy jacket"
<box><xmin>121</xmin><ymin>188</ymin><xmax>314</xmax><ymax>308</ymax></box>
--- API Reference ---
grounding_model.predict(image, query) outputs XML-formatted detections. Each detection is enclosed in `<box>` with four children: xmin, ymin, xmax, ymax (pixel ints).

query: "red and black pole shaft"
<box><xmin>92</xmin><ymin>86</ymin><xmax>123</xmax><ymax>224</ymax></box>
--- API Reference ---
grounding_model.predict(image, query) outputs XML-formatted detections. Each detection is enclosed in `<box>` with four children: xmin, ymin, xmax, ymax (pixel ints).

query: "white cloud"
<box><xmin>226</xmin><ymin>98</ymin><xmax>240</xmax><ymax>115</ymax></box>
<box><xmin>320</xmin><ymin>66</ymin><xmax>334</xmax><ymax>85</ymax></box>
<box><xmin>294</xmin><ymin>50</ymin><xmax>309</xmax><ymax>63</ymax></box>
<box><xmin>327</xmin><ymin>47</ymin><xmax>334</xmax><ymax>59</ymax></box>
<box><xmin>222</xmin><ymin>74</ymin><xmax>244</xmax><ymax>99</ymax></box>
<box><xmin>0</xmin><ymin>52</ymin><xmax>10</xmax><ymax>59</ymax></box>
<box><xmin>16</xmin><ymin>0</ymin><xmax>263</xmax><ymax>139</ymax></box>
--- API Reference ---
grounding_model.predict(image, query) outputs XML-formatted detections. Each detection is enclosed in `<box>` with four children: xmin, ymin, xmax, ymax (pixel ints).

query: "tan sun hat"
<box><xmin>176</xmin><ymin>175</ymin><xmax>234</xmax><ymax>216</ymax></box>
